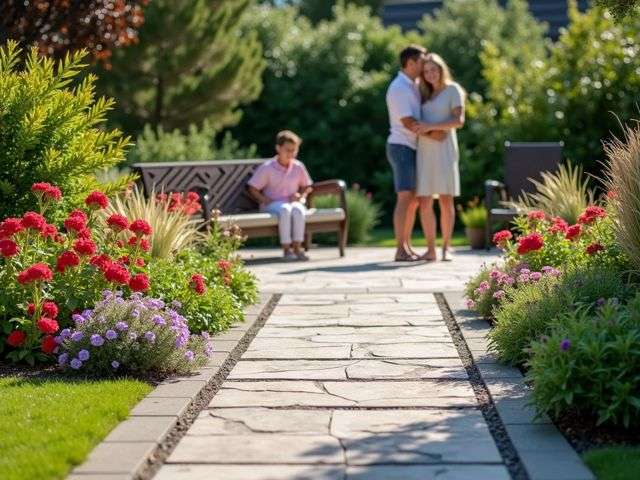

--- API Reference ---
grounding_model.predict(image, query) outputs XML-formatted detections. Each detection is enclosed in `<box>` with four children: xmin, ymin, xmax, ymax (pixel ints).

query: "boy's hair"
<box><xmin>276</xmin><ymin>130</ymin><xmax>302</xmax><ymax>146</ymax></box>
<box><xmin>400</xmin><ymin>45</ymin><xmax>427</xmax><ymax>68</ymax></box>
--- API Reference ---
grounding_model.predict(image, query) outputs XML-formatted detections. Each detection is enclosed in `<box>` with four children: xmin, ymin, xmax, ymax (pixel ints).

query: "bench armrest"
<box><xmin>484</xmin><ymin>179</ymin><xmax>507</xmax><ymax>211</ymax></box>
<box><xmin>307</xmin><ymin>180</ymin><xmax>348</xmax><ymax>214</ymax></box>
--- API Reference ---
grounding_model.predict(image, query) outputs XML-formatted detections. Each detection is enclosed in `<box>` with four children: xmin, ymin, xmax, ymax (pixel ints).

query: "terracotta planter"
<box><xmin>465</xmin><ymin>227</ymin><xmax>486</xmax><ymax>250</ymax></box>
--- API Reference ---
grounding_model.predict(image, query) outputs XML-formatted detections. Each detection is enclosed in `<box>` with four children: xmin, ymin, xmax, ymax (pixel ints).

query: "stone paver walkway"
<box><xmin>154</xmin><ymin>247</ymin><xmax>593</xmax><ymax>480</ymax></box>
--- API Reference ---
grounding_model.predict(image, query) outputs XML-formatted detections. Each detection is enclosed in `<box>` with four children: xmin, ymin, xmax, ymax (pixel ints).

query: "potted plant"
<box><xmin>458</xmin><ymin>198</ymin><xmax>487</xmax><ymax>249</ymax></box>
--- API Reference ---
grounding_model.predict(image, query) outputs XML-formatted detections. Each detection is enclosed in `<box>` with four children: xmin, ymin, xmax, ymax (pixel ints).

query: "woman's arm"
<box><xmin>290</xmin><ymin>185</ymin><xmax>313</xmax><ymax>203</ymax></box>
<box><xmin>248</xmin><ymin>185</ymin><xmax>271</xmax><ymax>206</ymax></box>
<box><xmin>422</xmin><ymin>106</ymin><xmax>465</xmax><ymax>132</ymax></box>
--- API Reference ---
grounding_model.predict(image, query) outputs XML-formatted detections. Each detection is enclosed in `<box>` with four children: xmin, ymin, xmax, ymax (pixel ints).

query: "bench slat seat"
<box><xmin>219</xmin><ymin>208</ymin><xmax>345</xmax><ymax>229</ymax></box>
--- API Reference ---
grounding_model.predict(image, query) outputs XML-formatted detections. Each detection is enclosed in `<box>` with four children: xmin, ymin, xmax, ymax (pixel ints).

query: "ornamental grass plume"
<box><xmin>504</xmin><ymin>161</ymin><xmax>595</xmax><ymax>224</ymax></box>
<box><xmin>603</xmin><ymin>123</ymin><xmax>640</xmax><ymax>271</ymax></box>
<box><xmin>105</xmin><ymin>186</ymin><xmax>205</xmax><ymax>259</ymax></box>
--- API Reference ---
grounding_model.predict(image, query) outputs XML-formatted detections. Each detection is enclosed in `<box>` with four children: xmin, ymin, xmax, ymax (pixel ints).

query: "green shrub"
<box><xmin>0</xmin><ymin>41</ymin><xmax>133</xmax><ymax>220</ymax></box>
<box><xmin>127</xmin><ymin>122</ymin><xmax>256</xmax><ymax>165</ymax></box>
<box><xmin>458</xmin><ymin>199</ymin><xmax>487</xmax><ymax>228</ymax></box>
<box><xmin>314</xmin><ymin>186</ymin><xmax>380</xmax><ymax>244</ymax></box>
<box><xmin>489</xmin><ymin>265</ymin><xmax>629</xmax><ymax>365</ymax></box>
<box><xmin>147</xmin><ymin>251</ymin><xmax>246</xmax><ymax>333</ymax></box>
<box><xmin>528</xmin><ymin>294</ymin><xmax>640</xmax><ymax>427</ymax></box>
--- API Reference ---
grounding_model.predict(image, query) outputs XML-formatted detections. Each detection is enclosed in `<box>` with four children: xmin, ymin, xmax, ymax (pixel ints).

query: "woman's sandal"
<box><xmin>394</xmin><ymin>249</ymin><xmax>420</xmax><ymax>262</ymax></box>
<box><xmin>441</xmin><ymin>249</ymin><xmax>454</xmax><ymax>262</ymax></box>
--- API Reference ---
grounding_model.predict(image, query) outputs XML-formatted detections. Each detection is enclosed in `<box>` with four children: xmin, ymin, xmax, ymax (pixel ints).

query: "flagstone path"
<box><xmin>154</xmin><ymin>247</ymin><xmax>592</xmax><ymax>480</ymax></box>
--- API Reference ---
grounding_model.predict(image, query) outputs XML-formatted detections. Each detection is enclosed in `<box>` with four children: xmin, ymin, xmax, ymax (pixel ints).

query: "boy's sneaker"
<box><xmin>295</xmin><ymin>251</ymin><xmax>309</xmax><ymax>261</ymax></box>
<box><xmin>283</xmin><ymin>251</ymin><xmax>298</xmax><ymax>261</ymax></box>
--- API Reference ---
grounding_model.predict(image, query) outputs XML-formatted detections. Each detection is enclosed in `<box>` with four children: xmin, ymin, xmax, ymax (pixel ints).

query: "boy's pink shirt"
<box><xmin>248</xmin><ymin>157</ymin><xmax>313</xmax><ymax>203</ymax></box>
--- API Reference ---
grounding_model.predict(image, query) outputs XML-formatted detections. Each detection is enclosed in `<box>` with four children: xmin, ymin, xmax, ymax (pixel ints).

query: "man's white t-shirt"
<box><xmin>386</xmin><ymin>72</ymin><xmax>421</xmax><ymax>150</ymax></box>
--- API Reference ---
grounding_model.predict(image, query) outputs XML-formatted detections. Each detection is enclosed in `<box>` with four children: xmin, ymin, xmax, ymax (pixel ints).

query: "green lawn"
<box><xmin>583</xmin><ymin>446</ymin><xmax>640</xmax><ymax>480</ymax></box>
<box><xmin>0</xmin><ymin>376</ymin><xmax>151</xmax><ymax>480</ymax></box>
<box><xmin>364</xmin><ymin>228</ymin><xmax>470</xmax><ymax>248</ymax></box>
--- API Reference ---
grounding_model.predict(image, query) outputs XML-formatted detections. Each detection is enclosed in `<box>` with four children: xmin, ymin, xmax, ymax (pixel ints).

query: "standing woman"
<box><xmin>416</xmin><ymin>53</ymin><xmax>465</xmax><ymax>261</ymax></box>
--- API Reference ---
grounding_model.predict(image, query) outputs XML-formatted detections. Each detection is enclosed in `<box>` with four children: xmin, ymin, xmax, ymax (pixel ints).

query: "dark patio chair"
<box><xmin>484</xmin><ymin>141</ymin><xmax>563</xmax><ymax>249</ymax></box>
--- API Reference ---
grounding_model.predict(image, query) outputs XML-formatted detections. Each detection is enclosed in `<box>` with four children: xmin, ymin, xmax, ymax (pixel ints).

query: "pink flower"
<box><xmin>527</xmin><ymin>210</ymin><xmax>545</xmax><ymax>221</ymax></box>
<box><xmin>31</xmin><ymin>182</ymin><xmax>62</xmax><ymax>201</ymax></box>
<box><xmin>530</xmin><ymin>272</ymin><xmax>543</xmax><ymax>281</ymax></box>
<box><xmin>577</xmin><ymin>206</ymin><xmax>606</xmax><ymax>225</ymax></box>
<box><xmin>466</xmin><ymin>298</ymin><xmax>476</xmax><ymax>309</ymax></box>
<box><xmin>565</xmin><ymin>224</ymin><xmax>581</xmax><ymax>241</ymax></box>
<box><xmin>492</xmin><ymin>290</ymin><xmax>505</xmax><ymax>299</ymax></box>
<box><xmin>492</xmin><ymin>230</ymin><xmax>513</xmax><ymax>246</ymax></box>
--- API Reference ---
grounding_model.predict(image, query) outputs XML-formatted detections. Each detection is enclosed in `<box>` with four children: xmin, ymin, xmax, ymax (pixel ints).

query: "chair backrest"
<box><xmin>503</xmin><ymin>142</ymin><xmax>563</xmax><ymax>200</ymax></box>
<box><xmin>131</xmin><ymin>159</ymin><xmax>268</xmax><ymax>221</ymax></box>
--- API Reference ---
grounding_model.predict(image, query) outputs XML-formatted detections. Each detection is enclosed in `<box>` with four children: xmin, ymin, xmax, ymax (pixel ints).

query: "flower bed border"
<box><xmin>67</xmin><ymin>293</ymin><xmax>278</xmax><ymax>480</ymax></box>
<box><xmin>442</xmin><ymin>291</ymin><xmax>595</xmax><ymax>480</ymax></box>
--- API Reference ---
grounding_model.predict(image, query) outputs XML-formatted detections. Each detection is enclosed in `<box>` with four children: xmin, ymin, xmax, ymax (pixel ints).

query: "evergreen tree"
<box><xmin>97</xmin><ymin>0</ymin><xmax>265</xmax><ymax>134</ymax></box>
<box><xmin>297</xmin><ymin>0</ymin><xmax>384</xmax><ymax>23</ymax></box>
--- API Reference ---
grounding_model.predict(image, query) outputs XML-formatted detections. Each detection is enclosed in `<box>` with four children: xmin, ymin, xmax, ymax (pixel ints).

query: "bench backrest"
<box><xmin>503</xmin><ymin>142</ymin><xmax>563</xmax><ymax>200</ymax></box>
<box><xmin>131</xmin><ymin>160</ymin><xmax>268</xmax><ymax>221</ymax></box>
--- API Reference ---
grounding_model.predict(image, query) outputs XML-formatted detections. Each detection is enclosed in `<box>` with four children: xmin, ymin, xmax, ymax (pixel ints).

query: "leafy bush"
<box><xmin>603</xmin><ymin>124</ymin><xmax>640</xmax><ymax>272</ymax></box>
<box><xmin>458</xmin><ymin>199</ymin><xmax>487</xmax><ymax>228</ymax></box>
<box><xmin>127</xmin><ymin>123</ymin><xmax>257</xmax><ymax>165</ymax></box>
<box><xmin>57</xmin><ymin>291</ymin><xmax>212</xmax><ymax>375</ymax></box>
<box><xmin>488</xmin><ymin>265</ymin><xmax>630</xmax><ymax>365</ymax></box>
<box><xmin>105</xmin><ymin>186</ymin><xmax>205</xmax><ymax>259</ymax></box>
<box><xmin>504</xmin><ymin>161</ymin><xmax>595</xmax><ymax>224</ymax></box>
<box><xmin>0</xmin><ymin>41</ymin><xmax>133</xmax><ymax>221</ymax></box>
<box><xmin>314</xmin><ymin>186</ymin><xmax>380</xmax><ymax>244</ymax></box>
<box><xmin>146</xmin><ymin>254</ymin><xmax>244</xmax><ymax>333</ymax></box>
<box><xmin>528</xmin><ymin>294</ymin><xmax>640</xmax><ymax>427</ymax></box>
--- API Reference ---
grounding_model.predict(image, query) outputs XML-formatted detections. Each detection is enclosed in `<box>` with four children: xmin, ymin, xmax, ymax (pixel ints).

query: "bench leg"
<box><xmin>485</xmin><ymin>217</ymin><xmax>492</xmax><ymax>251</ymax></box>
<box><xmin>338</xmin><ymin>222</ymin><xmax>347</xmax><ymax>257</ymax></box>
<box><xmin>304</xmin><ymin>232</ymin><xmax>311</xmax><ymax>252</ymax></box>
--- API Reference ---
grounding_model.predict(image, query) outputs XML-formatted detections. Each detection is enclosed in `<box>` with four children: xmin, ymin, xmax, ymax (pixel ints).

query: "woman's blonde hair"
<box><xmin>420</xmin><ymin>53</ymin><xmax>455</xmax><ymax>102</ymax></box>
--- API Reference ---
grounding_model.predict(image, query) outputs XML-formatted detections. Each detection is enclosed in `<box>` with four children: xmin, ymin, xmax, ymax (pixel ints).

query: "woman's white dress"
<box><xmin>416</xmin><ymin>83</ymin><xmax>464</xmax><ymax>197</ymax></box>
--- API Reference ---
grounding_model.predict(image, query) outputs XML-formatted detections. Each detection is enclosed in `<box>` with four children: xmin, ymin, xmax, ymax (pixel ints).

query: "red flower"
<box><xmin>6</xmin><ymin>330</ymin><xmax>26</xmax><ymax>347</ymax></box>
<box><xmin>217</xmin><ymin>260</ymin><xmax>232</xmax><ymax>272</ymax></box>
<box><xmin>135</xmin><ymin>258</ymin><xmax>145</xmax><ymax>267</ymax></box>
<box><xmin>41</xmin><ymin>224</ymin><xmax>58</xmax><ymax>239</ymax></box>
<box><xmin>103</xmin><ymin>262</ymin><xmax>130</xmax><ymax>284</ymax></box>
<box><xmin>492</xmin><ymin>230</ymin><xmax>512</xmax><ymax>246</ymax></box>
<box><xmin>586</xmin><ymin>243</ymin><xmax>604</xmax><ymax>255</ymax></box>
<box><xmin>64</xmin><ymin>210</ymin><xmax>88</xmax><ymax>232</ymax></box>
<box><xmin>85</xmin><ymin>191</ymin><xmax>109</xmax><ymax>209</ymax></box>
<box><xmin>41</xmin><ymin>335</ymin><xmax>57</xmax><ymax>354</ymax></box>
<box><xmin>42</xmin><ymin>301</ymin><xmax>59</xmax><ymax>318</ymax></box>
<box><xmin>56</xmin><ymin>250</ymin><xmax>80</xmax><ymax>273</ymax></box>
<box><xmin>565</xmin><ymin>224</ymin><xmax>581</xmax><ymax>241</ymax></box>
<box><xmin>577</xmin><ymin>206</ymin><xmax>606</xmax><ymax>225</ymax></box>
<box><xmin>107</xmin><ymin>214</ymin><xmax>129</xmax><ymax>232</ymax></box>
<box><xmin>190</xmin><ymin>274</ymin><xmax>206</xmax><ymax>295</ymax></box>
<box><xmin>32</xmin><ymin>182</ymin><xmax>62</xmax><ymax>201</ymax></box>
<box><xmin>90</xmin><ymin>254</ymin><xmax>111</xmax><ymax>271</ymax></box>
<box><xmin>37</xmin><ymin>317</ymin><xmax>59</xmax><ymax>334</ymax></box>
<box><xmin>27</xmin><ymin>303</ymin><xmax>36</xmax><ymax>316</ymax></box>
<box><xmin>527</xmin><ymin>210</ymin><xmax>545</xmax><ymax>221</ymax></box>
<box><xmin>140</xmin><ymin>238</ymin><xmax>150</xmax><ymax>252</ymax></box>
<box><xmin>223</xmin><ymin>274</ymin><xmax>232</xmax><ymax>286</ymax></box>
<box><xmin>129</xmin><ymin>219</ymin><xmax>152</xmax><ymax>236</ymax></box>
<box><xmin>118</xmin><ymin>255</ymin><xmax>130</xmax><ymax>265</ymax></box>
<box><xmin>606</xmin><ymin>190</ymin><xmax>617</xmax><ymax>200</ymax></box>
<box><xmin>0</xmin><ymin>239</ymin><xmax>19</xmax><ymax>257</ymax></box>
<box><xmin>517</xmin><ymin>233</ymin><xmax>544</xmax><ymax>255</ymax></box>
<box><xmin>128</xmin><ymin>273</ymin><xmax>150</xmax><ymax>292</ymax></box>
<box><xmin>548</xmin><ymin>217</ymin><xmax>569</xmax><ymax>235</ymax></box>
<box><xmin>17</xmin><ymin>263</ymin><xmax>53</xmax><ymax>284</ymax></box>
<box><xmin>76</xmin><ymin>228</ymin><xmax>92</xmax><ymax>239</ymax></box>
<box><xmin>0</xmin><ymin>218</ymin><xmax>24</xmax><ymax>238</ymax></box>
<box><xmin>186</xmin><ymin>191</ymin><xmax>200</xmax><ymax>202</ymax></box>
<box><xmin>21</xmin><ymin>211</ymin><xmax>46</xmax><ymax>231</ymax></box>
<box><xmin>73</xmin><ymin>238</ymin><xmax>97</xmax><ymax>256</ymax></box>
<box><xmin>115</xmin><ymin>240</ymin><xmax>124</xmax><ymax>248</ymax></box>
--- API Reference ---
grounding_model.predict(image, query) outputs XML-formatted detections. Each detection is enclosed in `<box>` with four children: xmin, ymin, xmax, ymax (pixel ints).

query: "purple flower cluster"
<box><xmin>57</xmin><ymin>290</ymin><xmax>213</xmax><ymax>375</ymax></box>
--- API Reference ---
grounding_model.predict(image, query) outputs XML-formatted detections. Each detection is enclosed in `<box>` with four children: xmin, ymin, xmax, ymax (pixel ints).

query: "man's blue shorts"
<box><xmin>386</xmin><ymin>143</ymin><xmax>416</xmax><ymax>192</ymax></box>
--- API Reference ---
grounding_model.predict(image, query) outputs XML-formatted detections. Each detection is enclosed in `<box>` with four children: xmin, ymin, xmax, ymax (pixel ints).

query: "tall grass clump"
<box><xmin>603</xmin><ymin>123</ymin><xmax>640</xmax><ymax>272</ymax></box>
<box><xmin>505</xmin><ymin>161</ymin><xmax>595</xmax><ymax>224</ymax></box>
<box><xmin>106</xmin><ymin>186</ymin><xmax>204</xmax><ymax>258</ymax></box>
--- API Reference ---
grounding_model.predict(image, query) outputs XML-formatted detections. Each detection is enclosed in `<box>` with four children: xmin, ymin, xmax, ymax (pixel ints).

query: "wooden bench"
<box><xmin>131</xmin><ymin>159</ymin><xmax>349</xmax><ymax>256</ymax></box>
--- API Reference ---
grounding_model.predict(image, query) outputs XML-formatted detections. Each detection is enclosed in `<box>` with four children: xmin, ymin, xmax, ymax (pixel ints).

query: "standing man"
<box><xmin>385</xmin><ymin>45</ymin><xmax>427</xmax><ymax>262</ymax></box>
